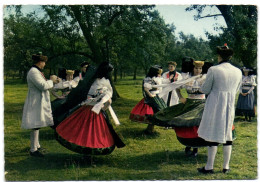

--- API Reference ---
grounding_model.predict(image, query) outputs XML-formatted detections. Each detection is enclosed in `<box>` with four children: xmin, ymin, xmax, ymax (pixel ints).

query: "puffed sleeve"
<box><xmin>143</xmin><ymin>78</ymin><xmax>152</xmax><ymax>89</ymax></box>
<box><xmin>105</xmin><ymin>79</ymin><xmax>113</xmax><ymax>98</ymax></box>
<box><xmin>201</xmin><ymin>68</ymin><xmax>214</xmax><ymax>94</ymax></box>
<box><xmin>177</xmin><ymin>72</ymin><xmax>183</xmax><ymax>81</ymax></box>
<box><xmin>252</xmin><ymin>75</ymin><xmax>257</xmax><ymax>86</ymax></box>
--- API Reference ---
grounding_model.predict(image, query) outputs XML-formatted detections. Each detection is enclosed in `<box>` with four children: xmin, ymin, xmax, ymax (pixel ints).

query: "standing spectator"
<box><xmin>235</xmin><ymin>67</ymin><xmax>257</xmax><ymax>122</ymax></box>
<box><xmin>197</xmin><ymin>44</ymin><xmax>242</xmax><ymax>174</ymax></box>
<box><xmin>21</xmin><ymin>53</ymin><xmax>59</xmax><ymax>157</ymax></box>
<box><xmin>162</xmin><ymin>61</ymin><xmax>182</xmax><ymax>107</ymax></box>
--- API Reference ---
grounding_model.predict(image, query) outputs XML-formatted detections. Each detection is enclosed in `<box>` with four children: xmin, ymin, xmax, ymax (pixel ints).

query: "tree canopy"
<box><xmin>187</xmin><ymin>5</ymin><xmax>257</xmax><ymax>68</ymax></box>
<box><xmin>4</xmin><ymin>4</ymin><xmax>256</xmax><ymax>83</ymax></box>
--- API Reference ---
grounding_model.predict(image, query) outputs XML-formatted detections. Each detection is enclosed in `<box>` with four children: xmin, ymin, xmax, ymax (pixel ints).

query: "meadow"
<box><xmin>4</xmin><ymin>77</ymin><xmax>257</xmax><ymax>181</ymax></box>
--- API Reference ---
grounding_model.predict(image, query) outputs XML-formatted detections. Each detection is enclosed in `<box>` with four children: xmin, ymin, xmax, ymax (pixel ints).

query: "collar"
<box><xmin>218</xmin><ymin>60</ymin><xmax>230</xmax><ymax>65</ymax></box>
<box><xmin>32</xmin><ymin>65</ymin><xmax>43</xmax><ymax>72</ymax></box>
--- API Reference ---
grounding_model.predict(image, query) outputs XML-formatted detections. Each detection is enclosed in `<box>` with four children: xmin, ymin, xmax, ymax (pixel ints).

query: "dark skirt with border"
<box><xmin>51</xmin><ymin>98</ymin><xmax>81</xmax><ymax>129</ymax></box>
<box><xmin>55</xmin><ymin>105</ymin><xmax>125</xmax><ymax>155</ymax></box>
<box><xmin>148</xmin><ymin>99</ymin><xmax>236</xmax><ymax>147</ymax></box>
<box><xmin>236</xmin><ymin>89</ymin><xmax>255</xmax><ymax>117</ymax></box>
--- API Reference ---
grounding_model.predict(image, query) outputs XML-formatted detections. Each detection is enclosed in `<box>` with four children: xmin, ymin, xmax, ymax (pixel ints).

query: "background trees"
<box><xmin>4</xmin><ymin>5</ymin><xmax>257</xmax><ymax>82</ymax></box>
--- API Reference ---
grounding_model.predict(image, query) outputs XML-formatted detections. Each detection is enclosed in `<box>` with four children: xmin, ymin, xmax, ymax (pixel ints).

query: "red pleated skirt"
<box><xmin>174</xmin><ymin>125</ymin><xmax>235</xmax><ymax>139</ymax></box>
<box><xmin>129</xmin><ymin>98</ymin><xmax>154</xmax><ymax>123</ymax></box>
<box><xmin>174</xmin><ymin>126</ymin><xmax>199</xmax><ymax>138</ymax></box>
<box><xmin>56</xmin><ymin>105</ymin><xmax>115</xmax><ymax>149</ymax></box>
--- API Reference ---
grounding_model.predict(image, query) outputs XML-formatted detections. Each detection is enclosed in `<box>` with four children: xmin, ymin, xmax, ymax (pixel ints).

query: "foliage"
<box><xmin>4</xmin><ymin>5</ymin><xmax>215</xmax><ymax>81</ymax></box>
<box><xmin>4</xmin><ymin>78</ymin><xmax>257</xmax><ymax>181</ymax></box>
<box><xmin>187</xmin><ymin>5</ymin><xmax>257</xmax><ymax>68</ymax></box>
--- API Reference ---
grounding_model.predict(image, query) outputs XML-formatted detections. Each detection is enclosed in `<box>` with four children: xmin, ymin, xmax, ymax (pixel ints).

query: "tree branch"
<box><xmin>48</xmin><ymin>51</ymin><xmax>93</xmax><ymax>60</ymax></box>
<box><xmin>107</xmin><ymin>9</ymin><xmax>125</xmax><ymax>26</ymax></box>
<box><xmin>199</xmin><ymin>14</ymin><xmax>222</xmax><ymax>19</ymax></box>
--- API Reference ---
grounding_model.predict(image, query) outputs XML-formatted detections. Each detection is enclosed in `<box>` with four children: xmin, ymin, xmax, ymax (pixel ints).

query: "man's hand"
<box><xmin>50</xmin><ymin>75</ymin><xmax>59</xmax><ymax>84</ymax></box>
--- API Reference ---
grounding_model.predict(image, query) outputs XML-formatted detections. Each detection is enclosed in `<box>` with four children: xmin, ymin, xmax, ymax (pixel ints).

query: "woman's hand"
<box><xmin>102</xmin><ymin>99</ymin><xmax>112</xmax><ymax>110</ymax></box>
<box><xmin>179</xmin><ymin>97</ymin><xmax>187</xmax><ymax>104</ymax></box>
<box><xmin>149</xmin><ymin>94</ymin><xmax>156</xmax><ymax>98</ymax></box>
<box><xmin>58</xmin><ymin>95</ymin><xmax>66</xmax><ymax>99</ymax></box>
<box><xmin>241</xmin><ymin>93</ymin><xmax>248</xmax><ymax>96</ymax></box>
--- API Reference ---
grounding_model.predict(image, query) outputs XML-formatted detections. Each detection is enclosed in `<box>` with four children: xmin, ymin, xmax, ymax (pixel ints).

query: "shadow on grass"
<box><xmin>7</xmin><ymin>129</ymin><xmax>56</xmax><ymax>142</ymax></box>
<box><xmin>6</xmin><ymin>148</ymin><xmax>205</xmax><ymax>174</ymax></box>
<box><xmin>119</xmin><ymin>126</ymin><xmax>162</xmax><ymax>140</ymax></box>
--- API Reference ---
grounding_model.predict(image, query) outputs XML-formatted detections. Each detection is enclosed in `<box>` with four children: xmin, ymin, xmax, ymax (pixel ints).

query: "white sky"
<box><xmin>5</xmin><ymin>4</ymin><xmax>227</xmax><ymax>40</ymax></box>
<box><xmin>155</xmin><ymin>5</ymin><xmax>227</xmax><ymax>40</ymax></box>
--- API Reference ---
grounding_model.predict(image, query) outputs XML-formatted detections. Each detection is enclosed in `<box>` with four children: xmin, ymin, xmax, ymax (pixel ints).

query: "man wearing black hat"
<box><xmin>21</xmin><ymin>53</ymin><xmax>59</xmax><ymax>157</ymax></box>
<box><xmin>197</xmin><ymin>44</ymin><xmax>242</xmax><ymax>174</ymax></box>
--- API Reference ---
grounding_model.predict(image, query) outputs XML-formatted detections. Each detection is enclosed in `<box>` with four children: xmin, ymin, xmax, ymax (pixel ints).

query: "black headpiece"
<box><xmin>58</xmin><ymin>68</ymin><xmax>67</xmax><ymax>80</ymax></box>
<box><xmin>80</xmin><ymin>61</ymin><xmax>90</xmax><ymax>67</ymax></box>
<box><xmin>96</xmin><ymin>61</ymin><xmax>114</xmax><ymax>79</ymax></box>
<box><xmin>181</xmin><ymin>57</ymin><xmax>213</xmax><ymax>74</ymax></box>
<box><xmin>146</xmin><ymin>65</ymin><xmax>163</xmax><ymax>78</ymax></box>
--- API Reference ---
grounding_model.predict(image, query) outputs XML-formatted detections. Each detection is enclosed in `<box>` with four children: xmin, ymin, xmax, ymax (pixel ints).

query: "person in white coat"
<box><xmin>197</xmin><ymin>44</ymin><xmax>242</xmax><ymax>174</ymax></box>
<box><xmin>162</xmin><ymin>61</ymin><xmax>182</xmax><ymax>106</ymax></box>
<box><xmin>21</xmin><ymin>53</ymin><xmax>59</xmax><ymax>157</ymax></box>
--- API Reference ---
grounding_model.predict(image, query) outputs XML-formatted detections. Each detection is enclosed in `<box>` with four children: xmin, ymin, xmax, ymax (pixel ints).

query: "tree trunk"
<box><xmin>133</xmin><ymin>67</ymin><xmax>137</xmax><ymax>80</ymax></box>
<box><xmin>23</xmin><ymin>70</ymin><xmax>27</xmax><ymax>82</ymax></box>
<box><xmin>109</xmin><ymin>74</ymin><xmax>120</xmax><ymax>101</ymax></box>
<box><xmin>120</xmin><ymin>68</ymin><xmax>123</xmax><ymax>79</ymax></box>
<box><xmin>114</xmin><ymin>67</ymin><xmax>118</xmax><ymax>82</ymax></box>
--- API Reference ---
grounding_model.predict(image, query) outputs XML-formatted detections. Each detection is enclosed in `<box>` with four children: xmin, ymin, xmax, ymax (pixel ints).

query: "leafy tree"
<box><xmin>187</xmin><ymin>5</ymin><xmax>257</xmax><ymax>68</ymax></box>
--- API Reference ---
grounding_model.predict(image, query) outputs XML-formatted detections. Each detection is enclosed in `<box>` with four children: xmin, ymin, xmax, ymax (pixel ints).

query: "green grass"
<box><xmin>4</xmin><ymin>77</ymin><xmax>257</xmax><ymax>181</ymax></box>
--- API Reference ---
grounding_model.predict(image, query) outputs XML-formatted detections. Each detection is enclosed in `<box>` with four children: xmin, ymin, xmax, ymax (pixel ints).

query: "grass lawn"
<box><xmin>4</xmin><ymin>77</ymin><xmax>257</xmax><ymax>181</ymax></box>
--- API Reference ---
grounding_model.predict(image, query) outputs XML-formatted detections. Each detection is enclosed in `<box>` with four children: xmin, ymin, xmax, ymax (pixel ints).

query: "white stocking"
<box><xmin>30</xmin><ymin>130</ymin><xmax>38</xmax><ymax>152</ymax></box>
<box><xmin>205</xmin><ymin>146</ymin><xmax>218</xmax><ymax>170</ymax></box>
<box><xmin>223</xmin><ymin>145</ymin><xmax>232</xmax><ymax>169</ymax></box>
<box><xmin>35</xmin><ymin>130</ymin><xmax>40</xmax><ymax>149</ymax></box>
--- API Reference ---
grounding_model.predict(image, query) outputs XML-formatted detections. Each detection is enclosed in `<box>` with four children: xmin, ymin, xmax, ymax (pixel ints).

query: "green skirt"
<box><xmin>149</xmin><ymin>99</ymin><xmax>205</xmax><ymax>127</ymax></box>
<box><xmin>148</xmin><ymin>98</ymin><xmax>237</xmax><ymax>147</ymax></box>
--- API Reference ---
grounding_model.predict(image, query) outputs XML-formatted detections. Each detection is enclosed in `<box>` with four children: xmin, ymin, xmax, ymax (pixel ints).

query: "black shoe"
<box><xmin>30</xmin><ymin>150</ymin><xmax>44</xmax><ymax>157</ymax></box>
<box><xmin>185</xmin><ymin>147</ymin><xmax>191</xmax><ymax>155</ymax></box>
<box><xmin>222</xmin><ymin>169</ymin><xmax>230</xmax><ymax>174</ymax></box>
<box><xmin>190</xmin><ymin>150</ymin><xmax>198</xmax><ymax>157</ymax></box>
<box><xmin>37</xmin><ymin>147</ymin><xmax>46</xmax><ymax>152</ymax></box>
<box><xmin>197</xmin><ymin>167</ymin><xmax>214</xmax><ymax>174</ymax></box>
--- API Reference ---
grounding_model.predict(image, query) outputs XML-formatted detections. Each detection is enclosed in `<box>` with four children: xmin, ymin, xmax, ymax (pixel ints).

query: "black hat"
<box><xmin>32</xmin><ymin>52</ymin><xmax>48</xmax><ymax>64</ymax></box>
<box><xmin>216</xmin><ymin>43</ymin><xmax>234</xmax><ymax>60</ymax></box>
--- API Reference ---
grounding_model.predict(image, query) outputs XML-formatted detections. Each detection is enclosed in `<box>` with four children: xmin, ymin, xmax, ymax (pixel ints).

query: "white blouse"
<box><xmin>181</xmin><ymin>73</ymin><xmax>207</xmax><ymax>99</ymax></box>
<box><xmin>240</xmin><ymin>75</ymin><xmax>257</xmax><ymax>93</ymax></box>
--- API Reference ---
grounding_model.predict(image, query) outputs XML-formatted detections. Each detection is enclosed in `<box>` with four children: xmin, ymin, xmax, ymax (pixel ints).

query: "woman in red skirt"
<box><xmin>55</xmin><ymin>62</ymin><xmax>125</xmax><ymax>155</ymax></box>
<box><xmin>129</xmin><ymin>65</ymin><xmax>167</xmax><ymax>134</ymax></box>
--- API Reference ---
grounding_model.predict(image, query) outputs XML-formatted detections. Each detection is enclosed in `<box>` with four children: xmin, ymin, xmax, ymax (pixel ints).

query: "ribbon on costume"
<box><xmin>151</xmin><ymin>75</ymin><xmax>201</xmax><ymax>98</ymax></box>
<box><xmin>108</xmin><ymin>105</ymin><xmax>120</xmax><ymax>126</ymax></box>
